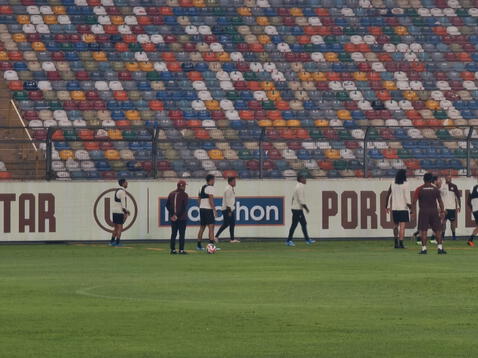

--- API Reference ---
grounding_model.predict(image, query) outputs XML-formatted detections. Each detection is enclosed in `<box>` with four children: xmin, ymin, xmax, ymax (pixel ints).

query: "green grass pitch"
<box><xmin>1</xmin><ymin>240</ymin><xmax>478</xmax><ymax>358</ymax></box>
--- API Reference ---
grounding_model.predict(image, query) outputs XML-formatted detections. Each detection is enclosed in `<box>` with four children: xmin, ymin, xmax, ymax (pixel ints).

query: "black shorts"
<box><xmin>112</xmin><ymin>213</ymin><xmax>125</xmax><ymax>225</ymax></box>
<box><xmin>200</xmin><ymin>209</ymin><xmax>215</xmax><ymax>226</ymax></box>
<box><xmin>392</xmin><ymin>210</ymin><xmax>409</xmax><ymax>224</ymax></box>
<box><xmin>473</xmin><ymin>211</ymin><xmax>478</xmax><ymax>225</ymax></box>
<box><xmin>445</xmin><ymin>209</ymin><xmax>457</xmax><ymax>221</ymax></box>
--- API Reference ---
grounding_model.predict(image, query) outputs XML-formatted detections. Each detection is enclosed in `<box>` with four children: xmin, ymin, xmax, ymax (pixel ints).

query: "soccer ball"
<box><xmin>206</xmin><ymin>243</ymin><xmax>217</xmax><ymax>254</ymax></box>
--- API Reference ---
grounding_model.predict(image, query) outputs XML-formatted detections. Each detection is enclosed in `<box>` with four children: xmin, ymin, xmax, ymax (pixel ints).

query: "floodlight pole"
<box><xmin>46</xmin><ymin>127</ymin><xmax>52</xmax><ymax>181</ymax></box>
<box><xmin>259</xmin><ymin>128</ymin><xmax>265</xmax><ymax>179</ymax></box>
<box><xmin>363</xmin><ymin>126</ymin><xmax>370</xmax><ymax>178</ymax></box>
<box><xmin>151</xmin><ymin>127</ymin><xmax>159</xmax><ymax>179</ymax></box>
<box><xmin>467</xmin><ymin>126</ymin><xmax>473</xmax><ymax>177</ymax></box>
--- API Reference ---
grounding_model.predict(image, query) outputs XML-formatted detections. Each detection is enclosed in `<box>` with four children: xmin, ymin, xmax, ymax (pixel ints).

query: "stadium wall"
<box><xmin>1</xmin><ymin>179</ymin><xmax>477</xmax><ymax>242</ymax></box>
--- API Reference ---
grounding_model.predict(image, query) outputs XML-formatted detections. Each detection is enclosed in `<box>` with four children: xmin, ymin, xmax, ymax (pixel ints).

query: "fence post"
<box><xmin>46</xmin><ymin>127</ymin><xmax>52</xmax><ymax>181</ymax></box>
<box><xmin>467</xmin><ymin>126</ymin><xmax>473</xmax><ymax>177</ymax></box>
<box><xmin>152</xmin><ymin>127</ymin><xmax>159</xmax><ymax>179</ymax></box>
<box><xmin>363</xmin><ymin>126</ymin><xmax>370</xmax><ymax>178</ymax></box>
<box><xmin>259</xmin><ymin>128</ymin><xmax>265</xmax><ymax>179</ymax></box>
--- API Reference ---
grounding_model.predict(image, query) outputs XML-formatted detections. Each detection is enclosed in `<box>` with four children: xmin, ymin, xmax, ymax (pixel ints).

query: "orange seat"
<box><xmin>59</xmin><ymin>150</ymin><xmax>74</xmax><ymax>160</ymax></box>
<box><xmin>258</xmin><ymin>119</ymin><xmax>272</xmax><ymax>127</ymax></box>
<box><xmin>105</xmin><ymin>149</ymin><xmax>121</xmax><ymax>160</ymax></box>
<box><xmin>287</xmin><ymin>120</ymin><xmax>301</xmax><ymax>127</ymax></box>
<box><xmin>78</xmin><ymin>130</ymin><xmax>94</xmax><ymax>140</ymax></box>
<box><xmin>315</xmin><ymin>119</ymin><xmax>329</xmax><ymax>127</ymax></box>
<box><xmin>84</xmin><ymin>142</ymin><xmax>100</xmax><ymax>150</ymax></box>
<box><xmin>276</xmin><ymin>101</ymin><xmax>290</xmax><ymax>110</ymax></box>
<box><xmin>208</xmin><ymin>149</ymin><xmax>224</xmax><ymax>160</ymax></box>
<box><xmin>188</xmin><ymin>71</ymin><xmax>202</xmax><ymax>81</ymax></box>
<box><xmin>125</xmin><ymin>110</ymin><xmax>140</xmax><ymax>120</ymax></box>
<box><xmin>52</xmin><ymin>130</ymin><xmax>64</xmax><ymax>140</ymax></box>
<box><xmin>111</xmin><ymin>16</ymin><xmax>124</xmax><ymax>25</ymax></box>
<box><xmin>149</xmin><ymin>100</ymin><xmax>164</xmax><ymax>110</ymax></box>
<box><xmin>44</xmin><ymin>15</ymin><xmax>57</xmax><ymax>24</ymax></box>
<box><xmin>272</xmin><ymin>119</ymin><xmax>286</xmax><ymax>127</ymax></box>
<box><xmin>125</xmin><ymin>62</ymin><xmax>139</xmax><ymax>71</ymax></box>
<box><xmin>116</xmin><ymin>120</ymin><xmax>131</xmax><ymax>128</ymax></box>
<box><xmin>16</xmin><ymin>15</ymin><xmax>29</xmax><ymax>24</ymax></box>
<box><xmin>114</xmin><ymin>91</ymin><xmax>129</xmax><ymax>101</ymax></box>
<box><xmin>139</xmin><ymin>62</ymin><xmax>153</xmax><ymax>71</ymax></box>
<box><xmin>239</xmin><ymin>110</ymin><xmax>254</xmax><ymax>120</ymax></box>
<box><xmin>107</xmin><ymin>129</ymin><xmax>123</xmax><ymax>140</ymax></box>
<box><xmin>8</xmin><ymin>81</ymin><xmax>23</xmax><ymax>90</ymax></box>
<box><xmin>0</xmin><ymin>172</ymin><xmax>12</xmax><ymax>179</ymax></box>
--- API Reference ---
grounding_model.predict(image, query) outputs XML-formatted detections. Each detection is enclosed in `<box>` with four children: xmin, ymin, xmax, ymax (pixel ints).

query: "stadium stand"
<box><xmin>2</xmin><ymin>0</ymin><xmax>478</xmax><ymax>179</ymax></box>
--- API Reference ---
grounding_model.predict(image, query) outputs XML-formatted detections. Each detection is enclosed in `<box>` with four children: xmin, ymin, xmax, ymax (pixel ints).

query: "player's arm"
<box><xmin>225</xmin><ymin>189</ymin><xmax>233</xmax><ymax>215</ymax></box>
<box><xmin>468</xmin><ymin>188</ymin><xmax>473</xmax><ymax>209</ymax></box>
<box><xmin>453</xmin><ymin>185</ymin><xmax>461</xmax><ymax>211</ymax></box>
<box><xmin>437</xmin><ymin>192</ymin><xmax>445</xmax><ymax>216</ymax></box>
<box><xmin>411</xmin><ymin>186</ymin><xmax>420</xmax><ymax>210</ymax></box>
<box><xmin>208</xmin><ymin>193</ymin><xmax>217</xmax><ymax>217</ymax></box>
<box><xmin>298</xmin><ymin>186</ymin><xmax>309</xmax><ymax>213</ymax></box>
<box><xmin>120</xmin><ymin>191</ymin><xmax>130</xmax><ymax>216</ymax></box>
<box><xmin>385</xmin><ymin>185</ymin><xmax>391</xmax><ymax>213</ymax></box>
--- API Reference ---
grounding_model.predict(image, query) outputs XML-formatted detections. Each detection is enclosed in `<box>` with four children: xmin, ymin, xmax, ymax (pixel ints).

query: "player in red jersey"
<box><xmin>412</xmin><ymin>173</ymin><xmax>446</xmax><ymax>255</ymax></box>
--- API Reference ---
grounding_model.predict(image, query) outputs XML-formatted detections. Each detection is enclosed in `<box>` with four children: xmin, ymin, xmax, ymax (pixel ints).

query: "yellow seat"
<box><xmin>107</xmin><ymin>129</ymin><xmax>123</xmax><ymax>140</ymax></box>
<box><xmin>298</xmin><ymin>71</ymin><xmax>312</xmax><ymax>81</ymax></box>
<box><xmin>394</xmin><ymin>26</ymin><xmax>408</xmax><ymax>35</ymax></box>
<box><xmin>287</xmin><ymin>119</ymin><xmax>301</xmax><ymax>127</ymax></box>
<box><xmin>272</xmin><ymin>119</ymin><xmax>287</xmax><ymax>127</ymax></box>
<box><xmin>267</xmin><ymin>90</ymin><xmax>281</xmax><ymax>101</ymax></box>
<box><xmin>353</xmin><ymin>71</ymin><xmax>367</xmax><ymax>81</ymax></box>
<box><xmin>383</xmin><ymin>80</ymin><xmax>397</xmax><ymax>90</ymax></box>
<box><xmin>82</xmin><ymin>34</ymin><xmax>96</xmax><ymax>43</ymax></box>
<box><xmin>12</xmin><ymin>33</ymin><xmax>27</xmax><ymax>42</ymax></box>
<box><xmin>257</xmin><ymin>34</ymin><xmax>270</xmax><ymax>44</ymax></box>
<box><xmin>403</xmin><ymin>90</ymin><xmax>418</xmax><ymax>101</ymax></box>
<box><xmin>256</xmin><ymin>16</ymin><xmax>269</xmax><ymax>26</ymax></box>
<box><xmin>325</xmin><ymin>149</ymin><xmax>341</xmax><ymax>159</ymax></box>
<box><xmin>193</xmin><ymin>0</ymin><xmax>205</xmax><ymax>7</ymax></box>
<box><xmin>290</xmin><ymin>7</ymin><xmax>303</xmax><ymax>16</ymax></box>
<box><xmin>105</xmin><ymin>149</ymin><xmax>121</xmax><ymax>160</ymax></box>
<box><xmin>425</xmin><ymin>99</ymin><xmax>440</xmax><ymax>110</ymax></box>
<box><xmin>125</xmin><ymin>62</ymin><xmax>139</xmax><ymax>71</ymax></box>
<box><xmin>71</xmin><ymin>91</ymin><xmax>85</xmax><ymax>101</ymax></box>
<box><xmin>0</xmin><ymin>51</ymin><xmax>8</xmax><ymax>60</ymax></box>
<box><xmin>337</xmin><ymin>110</ymin><xmax>351</xmax><ymax>120</ymax></box>
<box><xmin>262</xmin><ymin>81</ymin><xmax>275</xmax><ymax>90</ymax></box>
<box><xmin>52</xmin><ymin>6</ymin><xmax>66</xmax><ymax>14</ymax></box>
<box><xmin>32</xmin><ymin>42</ymin><xmax>46</xmax><ymax>51</ymax></box>
<box><xmin>16</xmin><ymin>15</ymin><xmax>30</xmax><ymax>24</ymax></box>
<box><xmin>208</xmin><ymin>149</ymin><xmax>224</xmax><ymax>160</ymax></box>
<box><xmin>217</xmin><ymin>52</ymin><xmax>230</xmax><ymax>62</ymax></box>
<box><xmin>258</xmin><ymin>119</ymin><xmax>272</xmax><ymax>127</ymax></box>
<box><xmin>205</xmin><ymin>100</ymin><xmax>220</xmax><ymax>110</ymax></box>
<box><xmin>111</xmin><ymin>16</ymin><xmax>124</xmax><ymax>25</ymax></box>
<box><xmin>59</xmin><ymin>150</ymin><xmax>74</xmax><ymax>160</ymax></box>
<box><xmin>313</xmin><ymin>72</ymin><xmax>327</xmax><ymax>81</ymax></box>
<box><xmin>43</xmin><ymin>15</ymin><xmax>57</xmax><ymax>24</ymax></box>
<box><xmin>315</xmin><ymin>119</ymin><xmax>329</xmax><ymax>127</ymax></box>
<box><xmin>125</xmin><ymin>110</ymin><xmax>140</xmax><ymax>121</ymax></box>
<box><xmin>139</xmin><ymin>62</ymin><xmax>153</xmax><ymax>71</ymax></box>
<box><xmin>443</xmin><ymin>119</ymin><xmax>454</xmax><ymax>126</ymax></box>
<box><xmin>237</xmin><ymin>7</ymin><xmax>251</xmax><ymax>16</ymax></box>
<box><xmin>324</xmin><ymin>52</ymin><xmax>338</xmax><ymax>62</ymax></box>
<box><xmin>92</xmin><ymin>51</ymin><xmax>107</xmax><ymax>61</ymax></box>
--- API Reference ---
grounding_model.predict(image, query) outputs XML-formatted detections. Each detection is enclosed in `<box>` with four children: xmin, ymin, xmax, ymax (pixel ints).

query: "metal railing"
<box><xmin>0</xmin><ymin>125</ymin><xmax>477</xmax><ymax>180</ymax></box>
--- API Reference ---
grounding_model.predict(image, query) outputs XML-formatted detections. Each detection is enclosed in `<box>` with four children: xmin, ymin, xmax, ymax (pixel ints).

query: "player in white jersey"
<box><xmin>385</xmin><ymin>169</ymin><xmax>411</xmax><ymax>249</ymax></box>
<box><xmin>467</xmin><ymin>182</ymin><xmax>478</xmax><ymax>247</ymax></box>
<box><xmin>110</xmin><ymin>178</ymin><xmax>130</xmax><ymax>246</ymax></box>
<box><xmin>439</xmin><ymin>175</ymin><xmax>461</xmax><ymax>241</ymax></box>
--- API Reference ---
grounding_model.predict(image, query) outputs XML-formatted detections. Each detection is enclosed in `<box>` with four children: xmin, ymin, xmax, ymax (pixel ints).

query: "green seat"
<box><xmin>367</xmin><ymin>128</ymin><xmax>379</xmax><ymax>140</ymax></box>
<box><xmin>310</xmin><ymin>128</ymin><xmax>324</xmax><ymax>140</ymax></box>
<box><xmin>238</xmin><ymin>149</ymin><xmax>252</xmax><ymax>160</ymax></box>
<box><xmin>471</xmin><ymin>148</ymin><xmax>478</xmax><ymax>159</ymax></box>
<box><xmin>262</xmin><ymin>101</ymin><xmax>275</xmax><ymax>110</ymax></box>
<box><xmin>60</xmin><ymin>43</ymin><xmax>74</xmax><ymax>51</ymax></box>
<box><xmin>454</xmin><ymin>148</ymin><xmax>466</xmax><ymax>158</ymax></box>
<box><xmin>63</xmin><ymin>129</ymin><xmax>77</xmax><ymax>140</ymax></box>
<box><xmin>110</xmin><ymin>161</ymin><xmax>126</xmax><ymax>170</ymax></box>
<box><xmin>336</xmin><ymin>91</ymin><xmax>349</xmax><ymax>101</ymax></box>
<box><xmin>123</xmin><ymin>130</ymin><xmax>137</xmax><ymax>140</ymax></box>
<box><xmin>338</xmin><ymin>52</ymin><xmax>351</xmax><ymax>62</ymax></box>
<box><xmin>404</xmin><ymin>8</ymin><xmax>417</xmax><ymax>17</ymax></box>
<box><xmin>231</xmin><ymin>16</ymin><xmax>243</xmax><ymax>25</ymax></box>
<box><xmin>436</xmin><ymin>129</ymin><xmax>452</xmax><ymax>140</ymax></box>
<box><xmin>334</xmin><ymin>160</ymin><xmax>347</xmax><ymax>171</ymax></box>
<box><xmin>85</xmin><ymin>15</ymin><xmax>97</xmax><ymax>24</ymax></box>
<box><xmin>338</xmin><ymin>130</ymin><xmax>352</xmax><ymax>140</ymax></box>
<box><xmin>49</xmin><ymin>101</ymin><xmax>63</xmax><ymax>110</ymax></box>
<box><xmin>397</xmin><ymin>149</ymin><xmax>411</xmax><ymax>158</ymax></box>
<box><xmin>128</xmin><ymin>43</ymin><xmax>142</xmax><ymax>51</ymax></box>
<box><xmin>146</xmin><ymin>72</ymin><xmax>160</xmax><ymax>81</ymax></box>
<box><xmin>243</xmin><ymin>72</ymin><xmax>258</xmax><ymax>81</ymax></box>
<box><xmin>434</xmin><ymin>110</ymin><xmax>447</xmax><ymax>120</ymax></box>
<box><xmin>13</xmin><ymin>91</ymin><xmax>28</xmax><ymax>100</ymax></box>
<box><xmin>225</xmin><ymin>91</ymin><xmax>240</xmax><ymax>101</ymax></box>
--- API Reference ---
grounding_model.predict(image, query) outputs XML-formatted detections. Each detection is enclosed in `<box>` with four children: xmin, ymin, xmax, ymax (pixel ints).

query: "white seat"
<box><xmin>201</xmin><ymin>160</ymin><xmax>216</xmax><ymax>170</ymax></box>
<box><xmin>75</xmin><ymin>150</ymin><xmax>90</xmax><ymax>160</ymax></box>
<box><xmin>81</xmin><ymin>161</ymin><xmax>96</xmax><ymax>171</ymax></box>
<box><xmin>66</xmin><ymin>158</ymin><xmax>80</xmax><ymax>171</ymax></box>
<box><xmin>52</xmin><ymin>160</ymin><xmax>65</xmax><ymax>171</ymax></box>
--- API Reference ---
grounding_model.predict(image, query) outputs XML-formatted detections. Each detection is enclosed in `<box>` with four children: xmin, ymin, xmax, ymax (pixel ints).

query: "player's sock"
<box><xmin>116</xmin><ymin>238</ymin><xmax>120</xmax><ymax>244</ymax></box>
<box><xmin>422</xmin><ymin>245</ymin><xmax>427</xmax><ymax>251</ymax></box>
<box><xmin>469</xmin><ymin>235</ymin><xmax>475</xmax><ymax>242</ymax></box>
<box><xmin>196</xmin><ymin>241</ymin><xmax>202</xmax><ymax>248</ymax></box>
<box><xmin>452</xmin><ymin>230</ymin><xmax>456</xmax><ymax>240</ymax></box>
<box><xmin>399</xmin><ymin>240</ymin><xmax>405</xmax><ymax>248</ymax></box>
<box><xmin>438</xmin><ymin>244</ymin><xmax>443</xmax><ymax>250</ymax></box>
<box><xmin>110</xmin><ymin>235</ymin><xmax>115</xmax><ymax>243</ymax></box>
<box><xmin>394</xmin><ymin>238</ymin><xmax>399</xmax><ymax>248</ymax></box>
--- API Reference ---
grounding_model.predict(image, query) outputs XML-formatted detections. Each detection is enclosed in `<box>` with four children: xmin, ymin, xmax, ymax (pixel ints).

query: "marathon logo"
<box><xmin>159</xmin><ymin>197</ymin><xmax>284</xmax><ymax>226</ymax></box>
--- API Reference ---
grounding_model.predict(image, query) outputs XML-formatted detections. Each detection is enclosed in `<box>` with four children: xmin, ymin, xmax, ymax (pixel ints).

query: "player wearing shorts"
<box><xmin>110</xmin><ymin>178</ymin><xmax>130</xmax><ymax>247</ymax></box>
<box><xmin>466</xmin><ymin>183</ymin><xmax>478</xmax><ymax>247</ymax></box>
<box><xmin>197</xmin><ymin>174</ymin><xmax>218</xmax><ymax>251</ymax></box>
<box><xmin>385</xmin><ymin>169</ymin><xmax>411</xmax><ymax>249</ymax></box>
<box><xmin>412</xmin><ymin>173</ymin><xmax>446</xmax><ymax>255</ymax></box>
<box><xmin>439</xmin><ymin>175</ymin><xmax>461</xmax><ymax>241</ymax></box>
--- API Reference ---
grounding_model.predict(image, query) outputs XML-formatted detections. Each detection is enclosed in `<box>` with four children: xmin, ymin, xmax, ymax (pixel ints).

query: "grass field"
<box><xmin>1</xmin><ymin>239</ymin><xmax>477</xmax><ymax>358</ymax></box>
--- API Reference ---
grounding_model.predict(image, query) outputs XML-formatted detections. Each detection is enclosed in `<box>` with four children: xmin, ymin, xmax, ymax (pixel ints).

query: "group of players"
<box><xmin>386</xmin><ymin>169</ymin><xmax>478</xmax><ymax>254</ymax></box>
<box><xmin>108</xmin><ymin>172</ymin><xmax>478</xmax><ymax>255</ymax></box>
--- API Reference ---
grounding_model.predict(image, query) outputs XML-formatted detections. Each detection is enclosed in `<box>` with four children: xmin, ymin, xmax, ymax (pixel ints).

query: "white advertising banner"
<box><xmin>0</xmin><ymin>178</ymin><xmax>477</xmax><ymax>241</ymax></box>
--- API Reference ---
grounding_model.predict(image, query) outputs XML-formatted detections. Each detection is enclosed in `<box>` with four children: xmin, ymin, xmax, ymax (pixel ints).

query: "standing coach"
<box><xmin>166</xmin><ymin>180</ymin><xmax>189</xmax><ymax>255</ymax></box>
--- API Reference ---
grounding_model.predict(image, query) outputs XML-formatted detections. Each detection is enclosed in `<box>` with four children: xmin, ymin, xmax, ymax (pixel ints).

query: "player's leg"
<box><xmin>207</xmin><ymin>223</ymin><xmax>215</xmax><ymax>243</ymax></box>
<box><xmin>115</xmin><ymin>223</ymin><xmax>123</xmax><ymax>245</ymax></box>
<box><xmin>419</xmin><ymin>230</ymin><xmax>428</xmax><ymax>254</ymax></box>
<box><xmin>215</xmin><ymin>210</ymin><xmax>230</xmax><ymax>240</ymax></box>
<box><xmin>298</xmin><ymin>211</ymin><xmax>314</xmax><ymax>244</ymax></box>
<box><xmin>450</xmin><ymin>217</ymin><xmax>457</xmax><ymax>240</ymax></box>
<box><xmin>468</xmin><ymin>211</ymin><xmax>478</xmax><ymax>246</ymax></box>
<box><xmin>287</xmin><ymin>210</ymin><xmax>300</xmax><ymax>245</ymax></box>
<box><xmin>433</xmin><ymin>214</ymin><xmax>446</xmax><ymax>254</ymax></box>
<box><xmin>178</xmin><ymin>221</ymin><xmax>187</xmax><ymax>254</ymax></box>
<box><xmin>418</xmin><ymin>211</ymin><xmax>428</xmax><ymax>254</ymax></box>
<box><xmin>197</xmin><ymin>225</ymin><xmax>205</xmax><ymax>250</ymax></box>
<box><xmin>229</xmin><ymin>213</ymin><xmax>238</xmax><ymax>242</ymax></box>
<box><xmin>398</xmin><ymin>222</ymin><xmax>406</xmax><ymax>248</ymax></box>
<box><xmin>170</xmin><ymin>221</ymin><xmax>179</xmax><ymax>254</ymax></box>
<box><xmin>110</xmin><ymin>225</ymin><xmax>117</xmax><ymax>246</ymax></box>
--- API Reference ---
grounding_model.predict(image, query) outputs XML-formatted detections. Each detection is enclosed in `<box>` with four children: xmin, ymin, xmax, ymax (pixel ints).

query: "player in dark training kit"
<box><xmin>467</xmin><ymin>183</ymin><xmax>478</xmax><ymax>247</ymax></box>
<box><xmin>412</xmin><ymin>173</ymin><xmax>446</xmax><ymax>255</ymax></box>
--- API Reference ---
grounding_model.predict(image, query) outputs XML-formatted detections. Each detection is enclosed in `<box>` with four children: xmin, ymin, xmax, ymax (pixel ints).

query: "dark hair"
<box><xmin>206</xmin><ymin>174</ymin><xmax>215</xmax><ymax>183</ymax></box>
<box><xmin>118</xmin><ymin>178</ymin><xmax>126</xmax><ymax>186</ymax></box>
<box><xmin>432</xmin><ymin>175</ymin><xmax>438</xmax><ymax>183</ymax></box>
<box><xmin>423</xmin><ymin>172</ymin><xmax>433</xmax><ymax>183</ymax></box>
<box><xmin>227</xmin><ymin>176</ymin><xmax>236</xmax><ymax>184</ymax></box>
<box><xmin>297</xmin><ymin>174</ymin><xmax>305</xmax><ymax>181</ymax></box>
<box><xmin>394</xmin><ymin>169</ymin><xmax>407</xmax><ymax>185</ymax></box>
